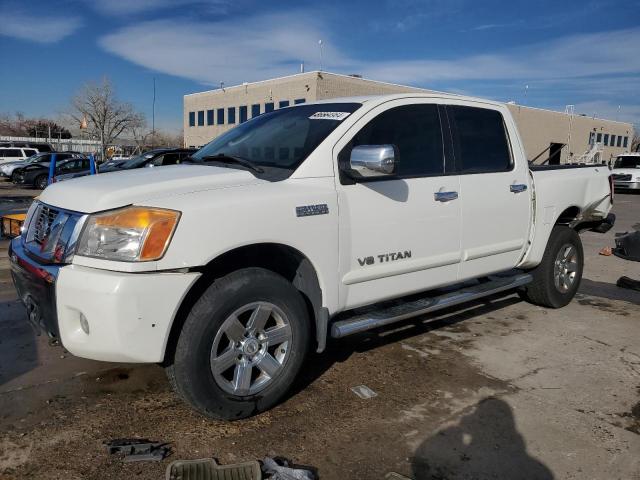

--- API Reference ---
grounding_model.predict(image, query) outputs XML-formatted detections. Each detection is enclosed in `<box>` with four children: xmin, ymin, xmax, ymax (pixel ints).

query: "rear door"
<box><xmin>446</xmin><ymin>104</ymin><xmax>531</xmax><ymax>279</ymax></box>
<box><xmin>336</xmin><ymin>100</ymin><xmax>461</xmax><ymax>309</ymax></box>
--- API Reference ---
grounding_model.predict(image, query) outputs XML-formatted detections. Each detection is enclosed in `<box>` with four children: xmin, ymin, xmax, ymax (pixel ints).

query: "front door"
<box><xmin>336</xmin><ymin>100</ymin><xmax>462</xmax><ymax>310</ymax></box>
<box><xmin>445</xmin><ymin>104</ymin><xmax>531</xmax><ymax>280</ymax></box>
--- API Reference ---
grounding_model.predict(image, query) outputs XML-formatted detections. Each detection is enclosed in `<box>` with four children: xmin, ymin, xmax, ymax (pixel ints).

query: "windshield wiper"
<box><xmin>199</xmin><ymin>153</ymin><xmax>264</xmax><ymax>174</ymax></box>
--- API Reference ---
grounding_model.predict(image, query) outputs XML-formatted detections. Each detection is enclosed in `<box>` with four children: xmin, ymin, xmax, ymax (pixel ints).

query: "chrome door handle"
<box><xmin>510</xmin><ymin>184</ymin><xmax>528</xmax><ymax>193</ymax></box>
<box><xmin>434</xmin><ymin>191</ymin><xmax>458</xmax><ymax>202</ymax></box>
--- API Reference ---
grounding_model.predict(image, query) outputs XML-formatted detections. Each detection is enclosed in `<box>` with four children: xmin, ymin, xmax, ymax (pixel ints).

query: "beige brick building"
<box><xmin>184</xmin><ymin>71</ymin><xmax>634</xmax><ymax>164</ymax></box>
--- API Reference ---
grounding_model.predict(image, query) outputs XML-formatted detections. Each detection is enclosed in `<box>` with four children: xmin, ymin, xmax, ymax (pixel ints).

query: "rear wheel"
<box><xmin>35</xmin><ymin>174</ymin><xmax>48</xmax><ymax>190</ymax></box>
<box><xmin>519</xmin><ymin>226</ymin><xmax>583</xmax><ymax>308</ymax></box>
<box><xmin>166</xmin><ymin>268</ymin><xmax>310</xmax><ymax>420</ymax></box>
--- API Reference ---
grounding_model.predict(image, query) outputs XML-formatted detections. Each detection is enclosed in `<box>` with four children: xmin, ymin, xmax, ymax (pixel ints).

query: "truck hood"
<box><xmin>39</xmin><ymin>164</ymin><xmax>266</xmax><ymax>213</ymax></box>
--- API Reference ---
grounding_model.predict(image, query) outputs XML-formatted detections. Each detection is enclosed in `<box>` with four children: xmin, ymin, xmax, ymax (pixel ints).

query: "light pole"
<box><xmin>318</xmin><ymin>40</ymin><xmax>323</xmax><ymax>72</ymax></box>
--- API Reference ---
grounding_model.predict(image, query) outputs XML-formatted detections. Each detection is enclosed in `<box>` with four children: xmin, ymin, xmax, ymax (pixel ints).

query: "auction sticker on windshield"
<box><xmin>309</xmin><ymin>112</ymin><xmax>351</xmax><ymax>120</ymax></box>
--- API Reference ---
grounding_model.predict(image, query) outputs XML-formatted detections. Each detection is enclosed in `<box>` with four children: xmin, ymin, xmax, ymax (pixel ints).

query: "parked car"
<box><xmin>0</xmin><ymin>147</ymin><xmax>39</xmax><ymax>165</ymax></box>
<box><xmin>55</xmin><ymin>148</ymin><xmax>197</xmax><ymax>182</ymax></box>
<box><xmin>10</xmin><ymin>94</ymin><xmax>615</xmax><ymax>420</ymax></box>
<box><xmin>0</xmin><ymin>141</ymin><xmax>53</xmax><ymax>152</ymax></box>
<box><xmin>13</xmin><ymin>156</ymin><xmax>90</xmax><ymax>189</ymax></box>
<box><xmin>1</xmin><ymin>152</ymin><xmax>82</xmax><ymax>182</ymax></box>
<box><xmin>612</xmin><ymin>152</ymin><xmax>640</xmax><ymax>191</ymax></box>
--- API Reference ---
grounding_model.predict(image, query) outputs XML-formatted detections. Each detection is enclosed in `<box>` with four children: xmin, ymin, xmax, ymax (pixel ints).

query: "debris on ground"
<box><xmin>616</xmin><ymin>276</ymin><xmax>640</xmax><ymax>292</ymax></box>
<box><xmin>166</xmin><ymin>458</ymin><xmax>261</xmax><ymax>479</ymax></box>
<box><xmin>384</xmin><ymin>473</ymin><xmax>413</xmax><ymax>480</ymax></box>
<box><xmin>599</xmin><ymin>246</ymin><xmax>613</xmax><ymax>256</ymax></box>
<box><xmin>614</xmin><ymin>231</ymin><xmax>640</xmax><ymax>261</ymax></box>
<box><xmin>351</xmin><ymin>385</ymin><xmax>378</xmax><ymax>399</ymax></box>
<box><xmin>262</xmin><ymin>457</ymin><xmax>317</xmax><ymax>480</ymax></box>
<box><xmin>105</xmin><ymin>438</ymin><xmax>171</xmax><ymax>462</ymax></box>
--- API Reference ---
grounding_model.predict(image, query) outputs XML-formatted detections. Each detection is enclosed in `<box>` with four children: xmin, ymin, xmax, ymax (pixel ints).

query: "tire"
<box><xmin>35</xmin><ymin>174</ymin><xmax>48</xmax><ymax>190</ymax></box>
<box><xmin>519</xmin><ymin>226</ymin><xmax>584</xmax><ymax>308</ymax></box>
<box><xmin>10</xmin><ymin>172</ymin><xmax>18</xmax><ymax>183</ymax></box>
<box><xmin>166</xmin><ymin>267</ymin><xmax>310</xmax><ymax>420</ymax></box>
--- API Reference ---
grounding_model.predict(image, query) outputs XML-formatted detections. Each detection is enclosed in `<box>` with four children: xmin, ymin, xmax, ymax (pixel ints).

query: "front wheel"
<box><xmin>166</xmin><ymin>268</ymin><xmax>310</xmax><ymax>420</ymax></box>
<box><xmin>519</xmin><ymin>226</ymin><xmax>584</xmax><ymax>308</ymax></box>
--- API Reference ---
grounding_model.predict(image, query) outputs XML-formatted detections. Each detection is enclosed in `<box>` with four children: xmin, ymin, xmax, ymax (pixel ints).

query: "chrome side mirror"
<box><xmin>349</xmin><ymin>145</ymin><xmax>397</xmax><ymax>178</ymax></box>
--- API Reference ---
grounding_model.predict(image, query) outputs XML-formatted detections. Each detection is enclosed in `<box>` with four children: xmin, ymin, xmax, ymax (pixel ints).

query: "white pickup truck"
<box><xmin>10</xmin><ymin>93</ymin><xmax>615</xmax><ymax>420</ymax></box>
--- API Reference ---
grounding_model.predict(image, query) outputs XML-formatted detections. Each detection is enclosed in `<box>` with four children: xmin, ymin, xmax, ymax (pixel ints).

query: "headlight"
<box><xmin>77</xmin><ymin>206</ymin><xmax>180</xmax><ymax>262</ymax></box>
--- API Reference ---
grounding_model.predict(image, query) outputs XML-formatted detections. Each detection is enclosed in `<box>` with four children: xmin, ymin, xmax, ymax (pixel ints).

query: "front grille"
<box><xmin>32</xmin><ymin>205</ymin><xmax>60</xmax><ymax>245</ymax></box>
<box><xmin>613</xmin><ymin>174</ymin><xmax>632</xmax><ymax>181</ymax></box>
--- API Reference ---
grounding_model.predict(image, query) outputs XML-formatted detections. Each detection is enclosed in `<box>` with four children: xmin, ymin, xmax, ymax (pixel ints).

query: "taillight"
<box><xmin>608</xmin><ymin>174</ymin><xmax>614</xmax><ymax>205</ymax></box>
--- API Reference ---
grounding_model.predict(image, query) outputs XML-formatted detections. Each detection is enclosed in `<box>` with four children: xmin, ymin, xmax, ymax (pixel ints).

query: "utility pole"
<box><xmin>318</xmin><ymin>40</ymin><xmax>323</xmax><ymax>72</ymax></box>
<box><xmin>152</xmin><ymin>77</ymin><xmax>156</xmax><ymax>150</ymax></box>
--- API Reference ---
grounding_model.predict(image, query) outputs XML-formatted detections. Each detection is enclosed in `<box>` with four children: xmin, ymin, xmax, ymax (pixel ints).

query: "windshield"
<box><xmin>614</xmin><ymin>156</ymin><xmax>640</xmax><ymax>168</ymax></box>
<box><xmin>26</xmin><ymin>153</ymin><xmax>48</xmax><ymax>163</ymax></box>
<box><xmin>120</xmin><ymin>150</ymin><xmax>163</xmax><ymax>169</ymax></box>
<box><xmin>191</xmin><ymin>103</ymin><xmax>361</xmax><ymax>180</ymax></box>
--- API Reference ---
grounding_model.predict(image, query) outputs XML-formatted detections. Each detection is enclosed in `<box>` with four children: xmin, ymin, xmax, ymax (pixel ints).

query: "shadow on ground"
<box><xmin>579</xmin><ymin>278</ymin><xmax>640</xmax><ymax>305</ymax></box>
<box><xmin>411</xmin><ymin>397</ymin><xmax>554</xmax><ymax>480</ymax></box>
<box><xmin>0</xmin><ymin>300</ymin><xmax>39</xmax><ymax>388</ymax></box>
<box><xmin>292</xmin><ymin>293</ymin><xmax>522</xmax><ymax>400</ymax></box>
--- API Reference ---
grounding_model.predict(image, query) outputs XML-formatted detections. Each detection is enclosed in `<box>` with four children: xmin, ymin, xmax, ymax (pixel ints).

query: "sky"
<box><xmin>1</xmin><ymin>0</ymin><xmax>639</xmax><ymax>133</ymax></box>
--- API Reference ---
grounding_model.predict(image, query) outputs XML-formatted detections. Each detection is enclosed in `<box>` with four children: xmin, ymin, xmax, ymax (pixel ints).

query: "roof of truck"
<box><xmin>313</xmin><ymin>92</ymin><xmax>504</xmax><ymax>108</ymax></box>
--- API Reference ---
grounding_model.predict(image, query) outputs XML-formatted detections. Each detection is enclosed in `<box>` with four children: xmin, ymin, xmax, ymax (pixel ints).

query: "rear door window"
<box><xmin>3</xmin><ymin>149</ymin><xmax>23</xmax><ymax>157</ymax></box>
<box><xmin>448</xmin><ymin>106</ymin><xmax>512</xmax><ymax>174</ymax></box>
<box><xmin>342</xmin><ymin>104</ymin><xmax>445</xmax><ymax>177</ymax></box>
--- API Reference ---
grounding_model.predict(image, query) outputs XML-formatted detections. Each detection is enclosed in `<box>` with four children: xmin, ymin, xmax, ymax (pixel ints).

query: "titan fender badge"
<box><xmin>296</xmin><ymin>204</ymin><xmax>329</xmax><ymax>217</ymax></box>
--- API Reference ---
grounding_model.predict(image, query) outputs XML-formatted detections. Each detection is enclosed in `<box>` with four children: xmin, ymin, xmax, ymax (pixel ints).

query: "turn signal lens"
<box><xmin>77</xmin><ymin>206</ymin><xmax>180</xmax><ymax>262</ymax></box>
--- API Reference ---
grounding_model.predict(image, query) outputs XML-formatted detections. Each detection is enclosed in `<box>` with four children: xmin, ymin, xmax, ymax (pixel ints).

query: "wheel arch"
<box><xmin>554</xmin><ymin>206</ymin><xmax>581</xmax><ymax>226</ymax></box>
<box><xmin>163</xmin><ymin>242</ymin><xmax>328</xmax><ymax>365</ymax></box>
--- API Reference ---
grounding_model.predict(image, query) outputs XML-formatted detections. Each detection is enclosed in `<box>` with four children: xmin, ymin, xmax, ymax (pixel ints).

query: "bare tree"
<box><xmin>631</xmin><ymin>133</ymin><xmax>640</xmax><ymax>153</ymax></box>
<box><xmin>69</xmin><ymin>78</ymin><xmax>145</xmax><ymax>160</ymax></box>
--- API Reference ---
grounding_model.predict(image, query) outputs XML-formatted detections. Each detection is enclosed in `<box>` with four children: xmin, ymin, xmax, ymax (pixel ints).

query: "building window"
<box><xmin>623</xmin><ymin>136</ymin><xmax>628</xmax><ymax>148</ymax></box>
<box><xmin>228</xmin><ymin>107</ymin><xmax>236</xmax><ymax>124</ymax></box>
<box><xmin>294</xmin><ymin>98</ymin><xmax>306</xmax><ymax>104</ymax></box>
<box><xmin>603</xmin><ymin>134</ymin><xmax>609</xmax><ymax>146</ymax></box>
<box><xmin>197</xmin><ymin>110</ymin><xmax>204</xmax><ymax>126</ymax></box>
<box><xmin>596</xmin><ymin>133</ymin><xmax>602</xmax><ymax>143</ymax></box>
<box><xmin>610</xmin><ymin>135</ymin><xmax>616</xmax><ymax>147</ymax></box>
<box><xmin>188</xmin><ymin>112</ymin><xmax>195</xmax><ymax>127</ymax></box>
<box><xmin>239</xmin><ymin>106</ymin><xmax>248</xmax><ymax>123</ymax></box>
<box><xmin>279</xmin><ymin>100</ymin><xmax>290</xmax><ymax>108</ymax></box>
<box><xmin>251</xmin><ymin>104</ymin><xmax>261</xmax><ymax>118</ymax></box>
<box><xmin>616</xmin><ymin>135</ymin><xmax>622</xmax><ymax>147</ymax></box>
<box><xmin>265</xmin><ymin>102</ymin><xmax>274</xmax><ymax>113</ymax></box>
<box><xmin>588</xmin><ymin>132</ymin><xmax>595</xmax><ymax>145</ymax></box>
<box><xmin>207</xmin><ymin>109</ymin><xmax>214</xmax><ymax>126</ymax></box>
<box><xmin>217</xmin><ymin>108</ymin><xmax>224</xmax><ymax>125</ymax></box>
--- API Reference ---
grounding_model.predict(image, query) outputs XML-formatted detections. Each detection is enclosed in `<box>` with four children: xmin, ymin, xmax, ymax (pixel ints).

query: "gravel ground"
<box><xmin>0</xmin><ymin>185</ymin><xmax>638</xmax><ymax>480</ymax></box>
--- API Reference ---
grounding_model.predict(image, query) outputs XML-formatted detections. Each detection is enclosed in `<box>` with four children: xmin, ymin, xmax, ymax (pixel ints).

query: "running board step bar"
<box><xmin>330</xmin><ymin>272</ymin><xmax>533</xmax><ymax>338</ymax></box>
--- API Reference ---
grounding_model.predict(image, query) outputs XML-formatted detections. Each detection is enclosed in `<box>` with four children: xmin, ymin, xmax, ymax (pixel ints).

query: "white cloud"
<box><xmin>358</xmin><ymin>28</ymin><xmax>640</xmax><ymax>84</ymax></box>
<box><xmin>0</xmin><ymin>5</ymin><xmax>82</xmax><ymax>43</ymax></box>
<box><xmin>87</xmin><ymin>0</ymin><xmax>229</xmax><ymax>16</ymax></box>
<box><xmin>99</xmin><ymin>12</ymin><xmax>348</xmax><ymax>85</ymax></box>
<box><xmin>98</xmin><ymin>12</ymin><xmax>640</xmax><ymax>125</ymax></box>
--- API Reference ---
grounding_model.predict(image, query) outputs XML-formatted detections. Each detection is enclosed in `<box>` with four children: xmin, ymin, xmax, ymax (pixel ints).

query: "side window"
<box><xmin>6</xmin><ymin>149</ymin><xmax>22</xmax><ymax>157</ymax></box>
<box><xmin>448</xmin><ymin>106</ymin><xmax>512</xmax><ymax>174</ymax></box>
<box><xmin>161</xmin><ymin>153</ymin><xmax>180</xmax><ymax>165</ymax></box>
<box><xmin>342</xmin><ymin>104</ymin><xmax>444</xmax><ymax>177</ymax></box>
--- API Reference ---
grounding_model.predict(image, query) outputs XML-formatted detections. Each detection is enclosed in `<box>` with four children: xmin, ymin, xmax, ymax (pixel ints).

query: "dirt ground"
<box><xmin>1</xmin><ymin>181</ymin><xmax>639</xmax><ymax>480</ymax></box>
